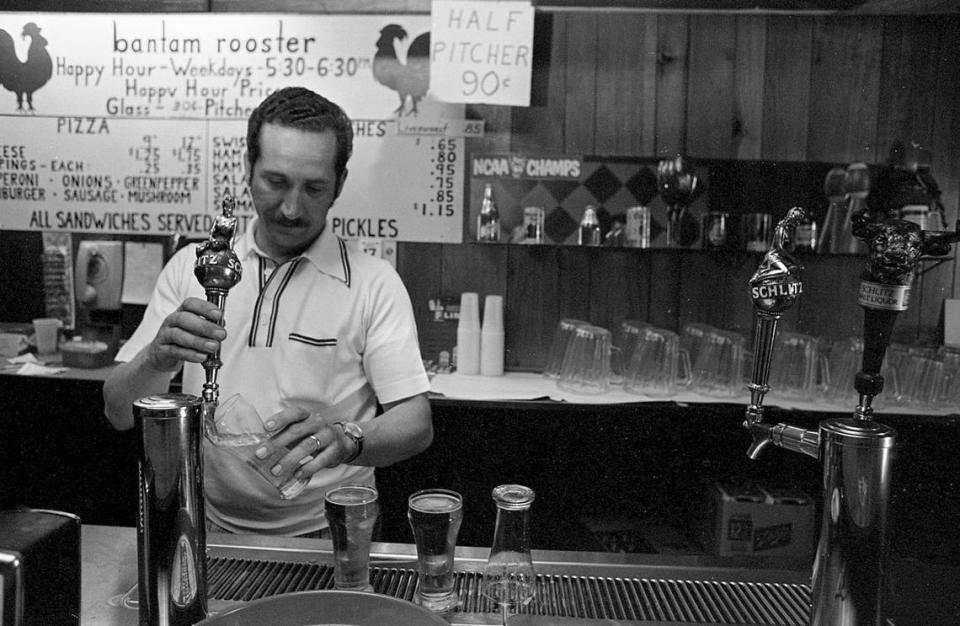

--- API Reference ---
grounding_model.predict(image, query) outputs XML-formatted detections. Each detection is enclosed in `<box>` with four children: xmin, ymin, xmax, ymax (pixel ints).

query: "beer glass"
<box><xmin>556</xmin><ymin>325</ymin><xmax>621</xmax><ymax>394</ymax></box>
<box><xmin>542</xmin><ymin>319</ymin><xmax>588</xmax><ymax>378</ymax></box>
<box><xmin>767</xmin><ymin>332</ymin><xmax>828</xmax><ymax>400</ymax></box>
<box><xmin>324</xmin><ymin>484</ymin><xmax>379</xmax><ymax>592</ymax></box>
<box><xmin>623</xmin><ymin>326</ymin><xmax>691</xmax><ymax>398</ymax></box>
<box><xmin>407</xmin><ymin>489</ymin><xmax>464</xmax><ymax>612</ymax></box>
<box><xmin>689</xmin><ymin>328</ymin><xmax>747</xmax><ymax>397</ymax></box>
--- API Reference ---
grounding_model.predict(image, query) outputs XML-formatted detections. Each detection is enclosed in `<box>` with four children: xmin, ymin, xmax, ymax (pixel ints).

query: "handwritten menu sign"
<box><xmin>0</xmin><ymin>12</ymin><xmax>466</xmax><ymax>242</ymax></box>
<box><xmin>429</xmin><ymin>0</ymin><xmax>534</xmax><ymax>106</ymax></box>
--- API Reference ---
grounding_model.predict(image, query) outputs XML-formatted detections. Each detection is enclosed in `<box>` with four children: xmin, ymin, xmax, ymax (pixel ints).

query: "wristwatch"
<box><xmin>334</xmin><ymin>421</ymin><xmax>364</xmax><ymax>464</ymax></box>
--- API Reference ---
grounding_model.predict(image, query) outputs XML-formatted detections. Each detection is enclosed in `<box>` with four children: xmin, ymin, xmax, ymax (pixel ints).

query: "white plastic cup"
<box><xmin>32</xmin><ymin>317</ymin><xmax>62</xmax><ymax>355</ymax></box>
<box><xmin>481</xmin><ymin>295</ymin><xmax>504</xmax><ymax>377</ymax></box>
<box><xmin>457</xmin><ymin>293</ymin><xmax>481</xmax><ymax>375</ymax></box>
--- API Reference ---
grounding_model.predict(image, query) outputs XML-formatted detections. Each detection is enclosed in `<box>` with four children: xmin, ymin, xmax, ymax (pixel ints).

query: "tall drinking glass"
<box><xmin>324</xmin><ymin>484</ymin><xmax>378</xmax><ymax>592</ymax></box>
<box><xmin>407</xmin><ymin>489</ymin><xmax>464</xmax><ymax>612</ymax></box>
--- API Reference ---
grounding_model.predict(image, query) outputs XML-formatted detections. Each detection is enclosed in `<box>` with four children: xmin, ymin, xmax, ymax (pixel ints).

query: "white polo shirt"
<box><xmin>117</xmin><ymin>218</ymin><xmax>430</xmax><ymax>535</ymax></box>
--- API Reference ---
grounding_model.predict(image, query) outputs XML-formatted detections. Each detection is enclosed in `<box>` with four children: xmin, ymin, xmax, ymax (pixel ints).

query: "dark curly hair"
<box><xmin>246</xmin><ymin>87</ymin><xmax>354</xmax><ymax>187</ymax></box>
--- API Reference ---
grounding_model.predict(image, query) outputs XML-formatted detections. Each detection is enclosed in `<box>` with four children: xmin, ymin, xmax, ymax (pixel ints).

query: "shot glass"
<box><xmin>211</xmin><ymin>394</ymin><xmax>309</xmax><ymax>500</ymax></box>
<box><xmin>407</xmin><ymin>488</ymin><xmax>464</xmax><ymax>612</ymax></box>
<box><xmin>325</xmin><ymin>484</ymin><xmax>379</xmax><ymax>592</ymax></box>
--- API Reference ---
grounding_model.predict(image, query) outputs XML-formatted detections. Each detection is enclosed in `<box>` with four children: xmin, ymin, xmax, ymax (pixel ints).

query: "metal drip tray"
<box><xmin>205</xmin><ymin>535</ymin><xmax>812</xmax><ymax>625</ymax></box>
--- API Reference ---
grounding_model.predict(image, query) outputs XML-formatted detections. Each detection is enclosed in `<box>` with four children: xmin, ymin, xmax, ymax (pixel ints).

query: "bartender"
<box><xmin>103</xmin><ymin>86</ymin><xmax>433</xmax><ymax>538</ymax></box>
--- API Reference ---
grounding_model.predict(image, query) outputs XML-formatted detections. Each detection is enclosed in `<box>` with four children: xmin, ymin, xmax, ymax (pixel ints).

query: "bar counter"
<box><xmin>5</xmin><ymin>367</ymin><xmax>958</xmax><ymax>623</ymax></box>
<box><xmin>82</xmin><ymin>524</ymin><xmax>813</xmax><ymax>626</ymax></box>
<box><xmin>80</xmin><ymin>525</ymin><xmax>956</xmax><ymax>625</ymax></box>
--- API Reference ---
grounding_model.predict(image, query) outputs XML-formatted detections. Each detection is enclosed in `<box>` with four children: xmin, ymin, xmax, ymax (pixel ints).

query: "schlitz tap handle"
<box><xmin>194</xmin><ymin>195</ymin><xmax>243</xmax><ymax>405</ymax></box>
<box><xmin>744</xmin><ymin>207</ymin><xmax>806</xmax><ymax>457</ymax></box>
<box><xmin>849</xmin><ymin>217</ymin><xmax>960</xmax><ymax>418</ymax></box>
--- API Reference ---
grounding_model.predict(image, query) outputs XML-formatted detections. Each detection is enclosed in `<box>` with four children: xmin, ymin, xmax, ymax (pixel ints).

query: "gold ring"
<box><xmin>306</xmin><ymin>434</ymin><xmax>322</xmax><ymax>452</ymax></box>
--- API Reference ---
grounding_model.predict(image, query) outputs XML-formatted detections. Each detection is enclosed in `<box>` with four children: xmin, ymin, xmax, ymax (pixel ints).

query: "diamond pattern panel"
<box><xmin>469</xmin><ymin>155</ymin><xmax>710</xmax><ymax>245</ymax></box>
<box><xmin>583</xmin><ymin>165</ymin><xmax>622</xmax><ymax>204</ymax></box>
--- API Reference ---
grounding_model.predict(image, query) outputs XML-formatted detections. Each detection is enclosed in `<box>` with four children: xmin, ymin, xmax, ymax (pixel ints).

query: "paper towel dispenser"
<box><xmin>75</xmin><ymin>240</ymin><xmax>123</xmax><ymax>311</ymax></box>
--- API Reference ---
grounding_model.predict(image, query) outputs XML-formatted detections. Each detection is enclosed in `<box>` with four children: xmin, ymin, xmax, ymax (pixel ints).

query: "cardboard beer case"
<box><xmin>700</xmin><ymin>482</ymin><xmax>814</xmax><ymax>559</ymax></box>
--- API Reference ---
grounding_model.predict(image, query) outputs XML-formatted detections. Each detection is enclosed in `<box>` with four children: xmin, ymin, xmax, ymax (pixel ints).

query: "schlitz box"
<box><xmin>700</xmin><ymin>482</ymin><xmax>814</xmax><ymax>559</ymax></box>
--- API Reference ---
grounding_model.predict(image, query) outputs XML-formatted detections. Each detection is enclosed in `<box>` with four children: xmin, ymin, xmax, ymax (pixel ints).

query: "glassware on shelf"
<box><xmin>477</xmin><ymin>184</ymin><xmax>501</xmax><ymax>242</ymax></box>
<box><xmin>656</xmin><ymin>155</ymin><xmax>702</xmax><ymax>247</ymax></box>
<box><xmin>482</xmin><ymin>484</ymin><xmax>536</xmax><ymax>626</ymax></box>
<box><xmin>578</xmin><ymin>205</ymin><xmax>601</xmax><ymax>246</ymax></box>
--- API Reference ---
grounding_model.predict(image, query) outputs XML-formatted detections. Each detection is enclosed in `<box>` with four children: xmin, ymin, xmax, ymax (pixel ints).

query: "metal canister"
<box><xmin>135</xmin><ymin>393</ymin><xmax>207</xmax><ymax>626</ymax></box>
<box><xmin>701</xmin><ymin>211</ymin><xmax>729</xmax><ymax>250</ymax></box>
<box><xmin>624</xmin><ymin>206</ymin><xmax>650</xmax><ymax>248</ymax></box>
<box><xmin>522</xmin><ymin>206</ymin><xmax>544</xmax><ymax>243</ymax></box>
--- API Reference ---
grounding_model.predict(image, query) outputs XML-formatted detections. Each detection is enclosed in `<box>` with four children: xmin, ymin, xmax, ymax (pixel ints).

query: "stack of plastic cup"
<box><xmin>456</xmin><ymin>293</ymin><xmax>481</xmax><ymax>375</ymax></box>
<box><xmin>481</xmin><ymin>295</ymin><xmax>504</xmax><ymax>376</ymax></box>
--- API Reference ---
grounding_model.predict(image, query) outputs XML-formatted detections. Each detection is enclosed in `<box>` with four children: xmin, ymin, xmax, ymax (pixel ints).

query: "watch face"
<box><xmin>341</xmin><ymin>422</ymin><xmax>363</xmax><ymax>439</ymax></box>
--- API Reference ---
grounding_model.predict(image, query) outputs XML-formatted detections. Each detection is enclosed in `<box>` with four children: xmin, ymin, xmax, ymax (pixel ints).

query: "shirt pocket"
<box><xmin>282</xmin><ymin>333</ymin><xmax>337</xmax><ymax>392</ymax></box>
<box><xmin>289</xmin><ymin>333</ymin><xmax>337</xmax><ymax>348</ymax></box>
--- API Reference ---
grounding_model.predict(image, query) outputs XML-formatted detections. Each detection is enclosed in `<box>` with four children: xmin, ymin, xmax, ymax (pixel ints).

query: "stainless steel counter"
<box><xmin>81</xmin><ymin>524</ymin><xmax>813</xmax><ymax>626</ymax></box>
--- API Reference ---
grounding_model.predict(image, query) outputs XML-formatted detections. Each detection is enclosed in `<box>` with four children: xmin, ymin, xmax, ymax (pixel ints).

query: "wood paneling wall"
<box><xmin>3</xmin><ymin>4</ymin><xmax>958</xmax><ymax>371</ymax></box>
<box><xmin>400</xmin><ymin>11</ymin><xmax>960</xmax><ymax>370</ymax></box>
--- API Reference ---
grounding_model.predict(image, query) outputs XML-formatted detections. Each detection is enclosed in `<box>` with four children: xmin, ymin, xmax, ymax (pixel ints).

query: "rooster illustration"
<box><xmin>0</xmin><ymin>22</ymin><xmax>53</xmax><ymax>113</ymax></box>
<box><xmin>373</xmin><ymin>24</ymin><xmax>430</xmax><ymax>116</ymax></box>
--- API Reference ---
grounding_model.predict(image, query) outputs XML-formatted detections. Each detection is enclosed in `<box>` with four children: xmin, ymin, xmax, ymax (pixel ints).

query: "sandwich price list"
<box><xmin>413</xmin><ymin>138</ymin><xmax>459</xmax><ymax>218</ymax></box>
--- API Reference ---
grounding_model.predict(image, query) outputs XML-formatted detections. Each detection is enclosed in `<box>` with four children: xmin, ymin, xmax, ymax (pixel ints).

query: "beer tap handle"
<box><xmin>194</xmin><ymin>195</ymin><xmax>243</xmax><ymax>410</ymax></box>
<box><xmin>744</xmin><ymin>208</ymin><xmax>806</xmax><ymax>458</ymax></box>
<box><xmin>851</xmin><ymin>218</ymin><xmax>931</xmax><ymax>420</ymax></box>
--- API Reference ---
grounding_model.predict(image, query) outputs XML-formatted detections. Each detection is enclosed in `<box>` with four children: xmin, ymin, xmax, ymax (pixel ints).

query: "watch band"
<box><xmin>335</xmin><ymin>421</ymin><xmax>363</xmax><ymax>464</ymax></box>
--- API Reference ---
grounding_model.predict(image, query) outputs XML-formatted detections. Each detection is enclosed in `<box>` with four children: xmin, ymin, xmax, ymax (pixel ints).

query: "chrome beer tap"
<box><xmin>743</xmin><ymin>205</ymin><xmax>960</xmax><ymax>625</ymax></box>
<box><xmin>134</xmin><ymin>195</ymin><xmax>244</xmax><ymax>626</ymax></box>
<box><xmin>743</xmin><ymin>207</ymin><xmax>816</xmax><ymax>459</ymax></box>
<box><xmin>193</xmin><ymin>194</ymin><xmax>243</xmax><ymax>436</ymax></box>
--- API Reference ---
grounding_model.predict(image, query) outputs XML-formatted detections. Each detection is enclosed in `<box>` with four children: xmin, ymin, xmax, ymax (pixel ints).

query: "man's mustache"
<box><xmin>271</xmin><ymin>217</ymin><xmax>307</xmax><ymax>228</ymax></box>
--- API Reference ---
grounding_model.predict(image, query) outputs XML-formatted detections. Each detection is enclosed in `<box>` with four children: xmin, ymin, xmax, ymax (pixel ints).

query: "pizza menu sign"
<box><xmin>0</xmin><ymin>12</ymin><xmax>469</xmax><ymax>242</ymax></box>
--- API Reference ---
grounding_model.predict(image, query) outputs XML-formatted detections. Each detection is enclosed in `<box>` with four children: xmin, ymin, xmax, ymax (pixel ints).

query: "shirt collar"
<box><xmin>239</xmin><ymin>217</ymin><xmax>351</xmax><ymax>286</ymax></box>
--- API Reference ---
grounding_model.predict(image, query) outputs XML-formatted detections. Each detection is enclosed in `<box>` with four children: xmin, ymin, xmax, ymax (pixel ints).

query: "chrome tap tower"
<box><xmin>135</xmin><ymin>196</ymin><xmax>242</xmax><ymax>626</ymax></box>
<box><xmin>743</xmin><ymin>208</ymin><xmax>959</xmax><ymax>625</ymax></box>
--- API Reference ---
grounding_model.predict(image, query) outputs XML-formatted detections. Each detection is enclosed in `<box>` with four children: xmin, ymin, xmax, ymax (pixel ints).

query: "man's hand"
<box><xmin>146</xmin><ymin>297</ymin><xmax>226</xmax><ymax>372</ymax></box>
<box><xmin>254</xmin><ymin>406</ymin><xmax>356</xmax><ymax>481</ymax></box>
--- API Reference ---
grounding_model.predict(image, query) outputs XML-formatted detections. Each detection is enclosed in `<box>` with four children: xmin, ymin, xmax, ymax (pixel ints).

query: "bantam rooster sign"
<box><xmin>0</xmin><ymin>13</ymin><xmax>466</xmax><ymax>243</ymax></box>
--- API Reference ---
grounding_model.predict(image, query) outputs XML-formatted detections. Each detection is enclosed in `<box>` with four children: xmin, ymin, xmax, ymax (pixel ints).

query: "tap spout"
<box><xmin>745</xmin><ymin>419</ymin><xmax>820</xmax><ymax>460</ymax></box>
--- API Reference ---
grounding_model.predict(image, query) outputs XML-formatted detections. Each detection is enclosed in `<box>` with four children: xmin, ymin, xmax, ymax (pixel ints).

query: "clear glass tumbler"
<box><xmin>324</xmin><ymin>484</ymin><xmax>379</xmax><ymax>592</ymax></box>
<box><xmin>408</xmin><ymin>488</ymin><xmax>464</xmax><ymax>612</ymax></box>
